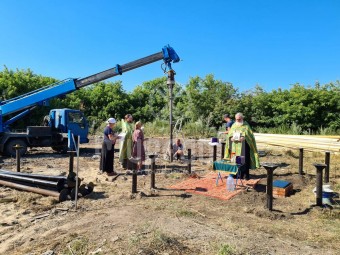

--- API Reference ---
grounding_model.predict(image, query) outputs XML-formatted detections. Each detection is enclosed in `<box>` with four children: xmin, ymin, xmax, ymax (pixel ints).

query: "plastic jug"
<box><xmin>227</xmin><ymin>174</ymin><xmax>235</xmax><ymax>191</ymax></box>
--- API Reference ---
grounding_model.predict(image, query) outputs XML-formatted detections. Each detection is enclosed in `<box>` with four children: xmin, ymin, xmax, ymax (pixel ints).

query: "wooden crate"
<box><xmin>273</xmin><ymin>184</ymin><xmax>293</xmax><ymax>198</ymax></box>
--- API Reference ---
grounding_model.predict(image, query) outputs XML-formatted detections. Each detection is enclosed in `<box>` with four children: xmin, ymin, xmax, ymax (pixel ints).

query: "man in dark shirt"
<box><xmin>223</xmin><ymin>114</ymin><xmax>234</xmax><ymax>134</ymax></box>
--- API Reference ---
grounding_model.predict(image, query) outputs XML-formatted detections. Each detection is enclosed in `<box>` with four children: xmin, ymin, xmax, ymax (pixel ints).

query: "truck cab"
<box><xmin>0</xmin><ymin>108</ymin><xmax>89</xmax><ymax>157</ymax></box>
<box><xmin>49</xmin><ymin>109</ymin><xmax>89</xmax><ymax>144</ymax></box>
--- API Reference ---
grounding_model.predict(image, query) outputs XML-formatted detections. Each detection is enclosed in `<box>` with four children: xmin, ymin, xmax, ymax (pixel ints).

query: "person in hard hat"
<box><xmin>119</xmin><ymin>114</ymin><xmax>134</xmax><ymax>169</ymax></box>
<box><xmin>100</xmin><ymin>117</ymin><xmax>118</xmax><ymax>176</ymax></box>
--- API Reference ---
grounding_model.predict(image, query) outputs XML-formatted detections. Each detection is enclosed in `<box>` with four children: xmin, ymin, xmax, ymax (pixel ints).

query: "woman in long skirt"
<box><xmin>100</xmin><ymin>118</ymin><xmax>118</xmax><ymax>176</ymax></box>
<box><xmin>132</xmin><ymin>121</ymin><xmax>146</xmax><ymax>171</ymax></box>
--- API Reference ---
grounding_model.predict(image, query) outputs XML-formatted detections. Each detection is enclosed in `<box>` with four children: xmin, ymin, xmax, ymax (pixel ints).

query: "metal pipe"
<box><xmin>67</xmin><ymin>151</ymin><xmax>78</xmax><ymax>189</ymax></box>
<box><xmin>0</xmin><ymin>172</ymin><xmax>65</xmax><ymax>191</ymax></box>
<box><xmin>149</xmin><ymin>154</ymin><xmax>156</xmax><ymax>189</ymax></box>
<box><xmin>0</xmin><ymin>169</ymin><xmax>67</xmax><ymax>181</ymax></box>
<box><xmin>167</xmin><ymin>70</ymin><xmax>175</xmax><ymax>162</ymax></box>
<box><xmin>221</xmin><ymin>142</ymin><xmax>226</xmax><ymax>160</ymax></box>
<box><xmin>75</xmin><ymin>136</ymin><xmax>79</xmax><ymax>210</ymax></box>
<box><xmin>299</xmin><ymin>148</ymin><xmax>304</xmax><ymax>175</ymax></box>
<box><xmin>68</xmin><ymin>151</ymin><xmax>75</xmax><ymax>176</ymax></box>
<box><xmin>313</xmin><ymin>163</ymin><xmax>326</xmax><ymax>207</ymax></box>
<box><xmin>262</xmin><ymin>163</ymin><xmax>279</xmax><ymax>211</ymax></box>
<box><xmin>213</xmin><ymin>145</ymin><xmax>217</xmax><ymax>162</ymax></box>
<box><xmin>0</xmin><ymin>172</ymin><xmax>58</xmax><ymax>186</ymax></box>
<box><xmin>0</xmin><ymin>179</ymin><xmax>60</xmax><ymax>198</ymax></box>
<box><xmin>187</xmin><ymin>149</ymin><xmax>192</xmax><ymax>174</ymax></box>
<box><xmin>132</xmin><ymin>170</ymin><xmax>138</xmax><ymax>193</ymax></box>
<box><xmin>14</xmin><ymin>144</ymin><xmax>23</xmax><ymax>172</ymax></box>
<box><xmin>324</xmin><ymin>151</ymin><xmax>330</xmax><ymax>183</ymax></box>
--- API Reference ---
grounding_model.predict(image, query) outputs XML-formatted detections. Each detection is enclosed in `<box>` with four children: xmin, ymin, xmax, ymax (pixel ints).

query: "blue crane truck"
<box><xmin>0</xmin><ymin>45</ymin><xmax>180</xmax><ymax>157</ymax></box>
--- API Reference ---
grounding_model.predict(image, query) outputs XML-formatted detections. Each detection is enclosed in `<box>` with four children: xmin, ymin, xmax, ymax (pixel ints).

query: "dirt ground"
<box><xmin>0</xmin><ymin>136</ymin><xmax>339</xmax><ymax>255</ymax></box>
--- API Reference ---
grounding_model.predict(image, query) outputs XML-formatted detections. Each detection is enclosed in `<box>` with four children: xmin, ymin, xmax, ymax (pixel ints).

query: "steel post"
<box><xmin>167</xmin><ymin>70</ymin><xmax>175</xmax><ymax>162</ymax></box>
<box><xmin>132</xmin><ymin>170</ymin><xmax>137</xmax><ymax>193</ymax></box>
<box><xmin>221</xmin><ymin>142</ymin><xmax>226</xmax><ymax>159</ymax></box>
<box><xmin>14</xmin><ymin>144</ymin><xmax>23</xmax><ymax>172</ymax></box>
<box><xmin>313</xmin><ymin>163</ymin><xmax>326</xmax><ymax>207</ymax></box>
<box><xmin>213</xmin><ymin>145</ymin><xmax>217</xmax><ymax>162</ymax></box>
<box><xmin>299</xmin><ymin>148</ymin><xmax>304</xmax><ymax>175</ymax></box>
<box><xmin>262</xmin><ymin>163</ymin><xmax>279</xmax><ymax>211</ymax></box>
<box><xmin>187</xmin><ymin>148</ymin><xmax>192</xmax><ymax>174</ymax></box>
<box><xmin>149</xmin><ymin>154</ymin><xmax>156</xmax><ymax>189</ymax></box>
<box><xmin>324</xmin><ymin>151</ymin><xmax>330</xmax><ymax>183</ymax></box>
<box><xmin>68</xmin><ymin>151</ymin><xmax>75</xmax><ymax>175</ymax></box>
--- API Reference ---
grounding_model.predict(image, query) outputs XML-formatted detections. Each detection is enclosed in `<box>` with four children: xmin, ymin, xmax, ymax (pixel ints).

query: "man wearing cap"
<box><xmin>100</xmin><ymin>117</ymin><xmax>118</xmax><ymax>176</ymax></box>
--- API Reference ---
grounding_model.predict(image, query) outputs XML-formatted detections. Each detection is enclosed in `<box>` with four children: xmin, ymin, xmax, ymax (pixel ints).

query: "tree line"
<box><xmin>1</xmin><ymin>66</ymin><xmax>339</xmax><ymax>135</ymax></box>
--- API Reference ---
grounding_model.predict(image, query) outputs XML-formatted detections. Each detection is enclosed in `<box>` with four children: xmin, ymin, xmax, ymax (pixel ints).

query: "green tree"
<box><xmin>0</xmin><ymin>66</ymin><xmax>57</xmax><ymax>128</ymax></box>
<box><xmin>183</xmin><ymin>74</ymin><xmax>237</xmax><ymax>128</ymax></box>
<box><xmin>129</xmin><ymin>77</ymin><xmax>183</xmax><ymax>123</ymax></box>
<box><xmin>62</xmin><ymin>81</ymin><xmax>131</xmax><ymax>129</ymax></box>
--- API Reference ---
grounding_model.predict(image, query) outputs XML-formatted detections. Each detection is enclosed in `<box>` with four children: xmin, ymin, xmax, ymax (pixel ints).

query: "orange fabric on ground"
<box><xmin>169</xmin><ymin>172</ymin><xmax>261</xmax><ymax>201</ymax></box>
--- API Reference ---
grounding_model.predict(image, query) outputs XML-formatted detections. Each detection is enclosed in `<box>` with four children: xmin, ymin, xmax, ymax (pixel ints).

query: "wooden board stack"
<box><xmin>254</xmin><ymin>133</ymin><xmax>340</xmax><ymax>153</ymax></box>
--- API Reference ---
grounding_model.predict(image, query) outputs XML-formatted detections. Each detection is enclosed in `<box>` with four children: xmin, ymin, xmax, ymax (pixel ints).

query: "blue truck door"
<box><xmin>65</xmin><ymin>110</ymin><xmax>89</xmax><ymax>143</ymax></box>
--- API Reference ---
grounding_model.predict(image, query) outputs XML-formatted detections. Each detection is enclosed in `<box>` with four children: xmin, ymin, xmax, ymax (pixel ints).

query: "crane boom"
<box><xmin>0</xmin><ymin>45</ymin><xmax>180</xmax><ymax>132</ymax></box>
<box><xmin>76</xmin><ymin>52</ymin><xmax>164</xmax><ymax>88</ymax></box>
<box><xmin>76</xmin><ymin>45</ymin><xmax>179</xmax><ymax>88</ymax></box>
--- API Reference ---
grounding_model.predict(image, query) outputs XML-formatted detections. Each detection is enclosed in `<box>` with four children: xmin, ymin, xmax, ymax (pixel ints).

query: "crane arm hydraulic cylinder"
<box><xmin>76</xmin><ymin>52</ymin><xmax>164</xmax><ymax>88</ymax></box>
<box><xmin>76</xmin><ymin>44</ymin><xmax>179</xmax><ymax>88</ymax></box>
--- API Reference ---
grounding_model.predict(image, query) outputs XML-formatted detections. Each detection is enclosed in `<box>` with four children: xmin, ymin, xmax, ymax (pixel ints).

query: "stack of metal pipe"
<box><xmin>0</xmin><ymin>169</ymin><xmax>94</xmax><ymax>202</ymax></box>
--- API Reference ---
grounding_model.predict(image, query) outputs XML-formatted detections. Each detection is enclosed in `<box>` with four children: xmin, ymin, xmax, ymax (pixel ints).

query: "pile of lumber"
<box><xmin>254</xmin><ymin>133</ymin><xmax>340</xmax><ymax>153</ymax></box>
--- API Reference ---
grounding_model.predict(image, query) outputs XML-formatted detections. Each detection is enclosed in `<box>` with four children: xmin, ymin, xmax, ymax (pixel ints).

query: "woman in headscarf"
<box><xmin>132</xmin><ymin>121</ymin><xmax>146</xmax><ymax>171</ymax></box>
<box><xmin>100</xmin><ymin>118</ymin><xmax>118</xmax><ymax>176</ymax></box>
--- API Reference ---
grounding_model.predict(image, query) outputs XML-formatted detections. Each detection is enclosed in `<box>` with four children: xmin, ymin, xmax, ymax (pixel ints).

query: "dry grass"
<box><xmin>1</xmin><ymin>139</ymin><xmax>340</xmax><ymax>255</ymax></box>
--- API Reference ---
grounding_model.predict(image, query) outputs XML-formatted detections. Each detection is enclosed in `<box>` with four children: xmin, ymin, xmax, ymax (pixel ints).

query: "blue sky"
<box><xmin>1</xmin><ymin>0</ymin><xmax>339</xmax><ymax>93</ymax></box>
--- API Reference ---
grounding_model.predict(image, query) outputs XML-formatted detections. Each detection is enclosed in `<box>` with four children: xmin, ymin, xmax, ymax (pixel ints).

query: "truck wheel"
<box><xmin>51</xmin><ymin>140</ymin><xmax>68</xmax><ymax>153</ymax></box>
<box><xmin>51</xmin><ymin>145</ymin><xmax>68</xmax><ymax>153</ymax></box>
<box><xmin>5</xmin><ymin>139</ymin><xmax>28</xmax><ymax>157</ymax></box>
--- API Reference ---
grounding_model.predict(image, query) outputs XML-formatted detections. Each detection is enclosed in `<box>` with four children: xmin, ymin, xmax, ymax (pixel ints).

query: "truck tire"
<box><xmin>51</xmin><ymin>139</ymin><xmax>68</xmax><ymax>153</ymax></box>
<box><xmin>51</xmin><ymin>145</ymin><xmax>68</xmax><ymax>153</ymax></box>
<box><xmin>5</xmin><ymin>139</ymin><xmax>28</xmax><ymax>157</ymax></box>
